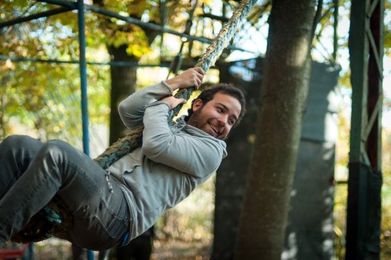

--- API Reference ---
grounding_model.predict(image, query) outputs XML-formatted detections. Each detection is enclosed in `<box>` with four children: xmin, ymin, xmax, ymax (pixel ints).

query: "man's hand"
<box><xmin>164</xmin><ymin>67</ymin><xmax>205</xmax><ymax>91</ymax></box>
<box><xmin>160</xmin><ymin>96</ymin><xmax>186</xmax><ymax>109</ymax></box>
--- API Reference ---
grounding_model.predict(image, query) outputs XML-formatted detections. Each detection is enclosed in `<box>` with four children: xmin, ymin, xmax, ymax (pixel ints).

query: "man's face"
<box><xmin>187</xmin><ymin>92</ymin><xmax>242</xmax><ymax>140</ymax></box>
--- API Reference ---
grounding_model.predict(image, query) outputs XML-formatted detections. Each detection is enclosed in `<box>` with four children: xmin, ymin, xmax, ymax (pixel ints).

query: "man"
<box><xmin>0</xmin><ymin>67</ymin><xmax>246</xmax><ymax>250</ymax></box>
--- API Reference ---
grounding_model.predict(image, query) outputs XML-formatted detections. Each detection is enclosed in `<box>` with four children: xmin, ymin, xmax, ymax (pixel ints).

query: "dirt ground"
<box><xmin>2</xmin><ymin>238</ymin><xmax>211</xmax><ymax>260</ymax></box>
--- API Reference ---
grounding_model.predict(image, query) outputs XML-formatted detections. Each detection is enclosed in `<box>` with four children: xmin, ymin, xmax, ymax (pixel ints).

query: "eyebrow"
<box><xmin>217</xmin><ymin>102</ymin><xmax>239</xmax><ymax>121</ymax></box>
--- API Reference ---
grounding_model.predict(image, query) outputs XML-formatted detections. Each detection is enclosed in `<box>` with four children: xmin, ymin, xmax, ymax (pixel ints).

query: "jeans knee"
<box><xmin>40</xmin><ymin>140</ymin><xmax>75</xmax><ymax>165</ymax></box>
<box><xmin>34</xmin><ymin>142</ymin><xmax>65</xmax><ymax>178</ymax></box>
<box><xmin>1</xmin><ymin>135</ymin><xmax>34</xmax><ymax>148</ymax></box>
<box><xmin>42</xmin><ymin>140</ymin><xmax>66</xmax><ymax>156</ymax></box>
<box><xmin>0</xmin><ymin>135</ymin><xmax>41</xmax><ymax>157</ymax></box>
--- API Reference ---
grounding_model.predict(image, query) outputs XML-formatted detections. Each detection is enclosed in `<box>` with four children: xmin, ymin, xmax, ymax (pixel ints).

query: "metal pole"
<box><xmin>77</xmin><ymin>1</ymin><xmax>93</xmax><ymax>257</ymax></box>
<box><xmin>0</xmin><ymin>7</ymin><xmax>74</xmax><ymax>29</ymax></box>
<box><xmin>0</xmin><ymin>54</ymin><xmax>173</xmax><ymax>67</ymax></box>
<box><xmin>77</xmin><ymin>0</ymin><xmax>90</xmax><ymax>156</ymax></box>
<box><xmin>345</xmin><ymin>0</ymin><xmax>383</xmax><ymax>259</ymax></box>
<box><xmin>37</xmin><ymin>0</ymin><xmax>77</xmax><ymax>8</ymax></box>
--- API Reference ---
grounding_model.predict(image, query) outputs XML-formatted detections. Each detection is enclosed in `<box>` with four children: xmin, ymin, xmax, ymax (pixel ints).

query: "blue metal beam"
<box><xmin>0</xmin><ymin>55</ymin><xmax>172</xmax><ymax>67</ymax></box>
<box><xmin>77</xmin><ymin>0</ymin><xmax>89</xmax><ymax>155</ymax></box>
<box><xmin>0</xmin><ymin>7</ymin><xmax>74</xmax><ymax>29</ymax></box>
<box><xmin>77</xmin><ymin>5</ymin><xmax>94</xmax><ymax>260</ymax></box>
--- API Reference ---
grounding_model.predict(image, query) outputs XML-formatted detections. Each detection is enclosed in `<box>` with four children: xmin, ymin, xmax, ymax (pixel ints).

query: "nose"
<box><xmin>216</xmin><ymin>114</ymin><xmax>229</xmax><ymax>127</ymax></box>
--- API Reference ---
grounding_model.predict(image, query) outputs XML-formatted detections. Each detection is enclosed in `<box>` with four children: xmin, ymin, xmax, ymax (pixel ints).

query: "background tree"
<box><xmin>234</xmin><ymin>0</ymin><xmax>317</xmax><ymax>259</ymax></box>
<box><xmin>92</xmin><ymin>0</ymin><xmax>163</xmax><ymax>144</ymax></box>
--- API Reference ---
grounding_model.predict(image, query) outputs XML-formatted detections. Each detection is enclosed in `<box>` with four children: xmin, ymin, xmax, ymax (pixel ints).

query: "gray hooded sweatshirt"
<box><xmin>107</xmin><ymin>82</ymin><xmax>227</xmax><ymax>240</ymax></box>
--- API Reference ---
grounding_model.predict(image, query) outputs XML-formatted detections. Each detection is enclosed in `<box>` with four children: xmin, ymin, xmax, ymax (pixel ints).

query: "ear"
<box><xmin>191</xmin><ymin>98</ymin><xmax>204</xmax><ymax>112</ymax></box>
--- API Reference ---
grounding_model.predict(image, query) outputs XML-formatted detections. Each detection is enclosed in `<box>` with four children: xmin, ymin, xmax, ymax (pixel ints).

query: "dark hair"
<box><xmin>185</xmin><ymin>83</ymin><xmax>246</xmax><ymax>126</ymax></box>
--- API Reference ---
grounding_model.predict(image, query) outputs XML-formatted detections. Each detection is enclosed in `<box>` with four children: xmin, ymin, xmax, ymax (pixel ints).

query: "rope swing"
<box><xmin>95</xmin><ymin>0</ymin><xmax>258</xmax><ymax>169</ymax></box>
<box><xmin>12</xmin><ymin>0</ymin><xmax>258</xmax><ymax>243</ymax></box>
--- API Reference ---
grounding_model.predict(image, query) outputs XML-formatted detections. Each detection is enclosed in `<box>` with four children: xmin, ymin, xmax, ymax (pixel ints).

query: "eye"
<box><xmin>228</xmin><ymin>118</ymin><xmax>236</xmax><ymax>126</ymax></box>
<box><xmin>216</xmin><ymin>107</ymin><xmax>223</xmax><ymax>113</ymax></box>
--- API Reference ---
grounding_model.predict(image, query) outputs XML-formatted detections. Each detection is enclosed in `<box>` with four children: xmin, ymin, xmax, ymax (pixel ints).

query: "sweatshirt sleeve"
<box><xmin>118</xmin><ymin>82</ymin><xmax>173</xmax><ymax>129</ymax></box>
<box><xmin>141</xmin><ymin>102</ymin><xmax>225</xmax><ymax>178</ymax></box>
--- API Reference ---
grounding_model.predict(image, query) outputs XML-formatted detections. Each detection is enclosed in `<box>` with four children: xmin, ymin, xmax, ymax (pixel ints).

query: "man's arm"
<box><xmin>141</xmin><ymin>102</ymin><xmax>226</xmax><ymax>178</ymax></box>
<box><xmin>118</xmin><ymin>82</ymin><xmax>173</xmax><ymax>129</ymax></box>
<box><xmin>139</xmin><ymin>67</ymin><xmax>225</xmax><ymax>178</ymax></box>
<box><xmin>118</xmin><ymin>67</ymin><xmax>204</xmax><ymax>129</ymax></box>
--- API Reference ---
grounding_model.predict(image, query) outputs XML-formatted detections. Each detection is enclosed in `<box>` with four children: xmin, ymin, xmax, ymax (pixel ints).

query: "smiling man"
<box><xmin>186</xmin><ymin>88</ymin><xmax>243</xmax><ymax>139</ymax></box>
<box><xmin>0</xmin><ymin>67</ymin><xmax>246</xmax><ymax>250</ymax></box>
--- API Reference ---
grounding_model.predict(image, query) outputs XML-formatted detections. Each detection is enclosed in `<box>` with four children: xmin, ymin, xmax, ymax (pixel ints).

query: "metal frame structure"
<box><xmin>346</xmin><ymin>0</ymin><xmax>384</xmax><ymax>259</ymax></box>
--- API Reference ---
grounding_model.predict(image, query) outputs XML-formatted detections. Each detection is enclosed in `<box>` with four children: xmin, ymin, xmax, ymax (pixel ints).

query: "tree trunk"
<box><xmin>212</xmin><ymin>61</ymin><xmax>263</xmax><ymax>260</ymax></box>
<box><xmin>107</xmin><ymin>45</ymin><xmax>138</xmax><ymax>144</ymax></box>
<box><xmin>234</xmin><ymin>1</ymin><xmax>317</xmax><ymax>259</ymax></box>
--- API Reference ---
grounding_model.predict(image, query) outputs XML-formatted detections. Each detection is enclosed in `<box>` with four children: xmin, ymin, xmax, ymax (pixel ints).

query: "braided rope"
<box><xmin>94</xmin><ymin>0</ymin><xmax>258</xmax><ymax>169</ymax></box>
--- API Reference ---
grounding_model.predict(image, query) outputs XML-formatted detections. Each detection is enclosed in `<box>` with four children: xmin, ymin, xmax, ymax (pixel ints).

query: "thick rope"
<box><xmin>94</xmin><ymin>0</ymin><xmax>258</xmax><ymax>169</ymax></box>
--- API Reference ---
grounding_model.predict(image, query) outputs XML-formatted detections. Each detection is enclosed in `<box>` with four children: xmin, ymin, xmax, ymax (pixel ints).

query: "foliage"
<box><xmin>0</xmin><ymin>58</ymin><xmax>109</xmax><ymax>146</ymax></box>
<box><xmin>385</xmin><ymin>0</ymin><xmax>391</xmax><ymax>55</ymax></box>
<box><xmin>92</xmin><ymin>0</ymin><xmax>213</xmax><ymax>58</ymax></box>
<box><xmin>0</xmin><ymin>2</ymin><xmax>111</xmax><ymax>141</ymax></box>
<box><xmin>381</xmin><ymin>128</ymin><xmax>391</xmax><ymax>258</ymax></box>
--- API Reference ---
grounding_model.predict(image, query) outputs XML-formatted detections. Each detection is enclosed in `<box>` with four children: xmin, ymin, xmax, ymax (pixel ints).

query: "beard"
<box><xmin>187</xmin><ymin>110</ymin><xmax>223</xmax><ymax>139</ymax></box>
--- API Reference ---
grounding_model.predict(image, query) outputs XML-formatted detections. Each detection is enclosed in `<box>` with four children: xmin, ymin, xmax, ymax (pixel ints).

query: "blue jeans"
<box><xmin>0</xmin><ymin>135</ymin><xmax>130</xmax><ymax>250</ymax></box>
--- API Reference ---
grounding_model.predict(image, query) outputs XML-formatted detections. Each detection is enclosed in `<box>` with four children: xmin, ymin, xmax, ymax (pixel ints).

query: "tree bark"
<box><xmin>234</xmin><ymin>1</ymin><xmax>317</xmax><ymax>259</ymax></box>
<box><xmin>107</xmin><ymin>45</ymin><xmax>138</xmax><ymax>144</ymax></box>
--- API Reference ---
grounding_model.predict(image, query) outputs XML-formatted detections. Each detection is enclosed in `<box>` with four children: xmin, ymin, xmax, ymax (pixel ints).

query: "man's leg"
<box><xmin>0</xmin><ymin>135</ymin><xmax>43</xmax><ymax>198</ymax></box>
<box><xmin>0</xmin><ymin>138</ymin><xmax>130</xmax><ymax>250</ymax></box>
<box><xmin>0</xmin><ymin>135</ymin><xmax>43</xmax><ymax>245</ymax></box>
